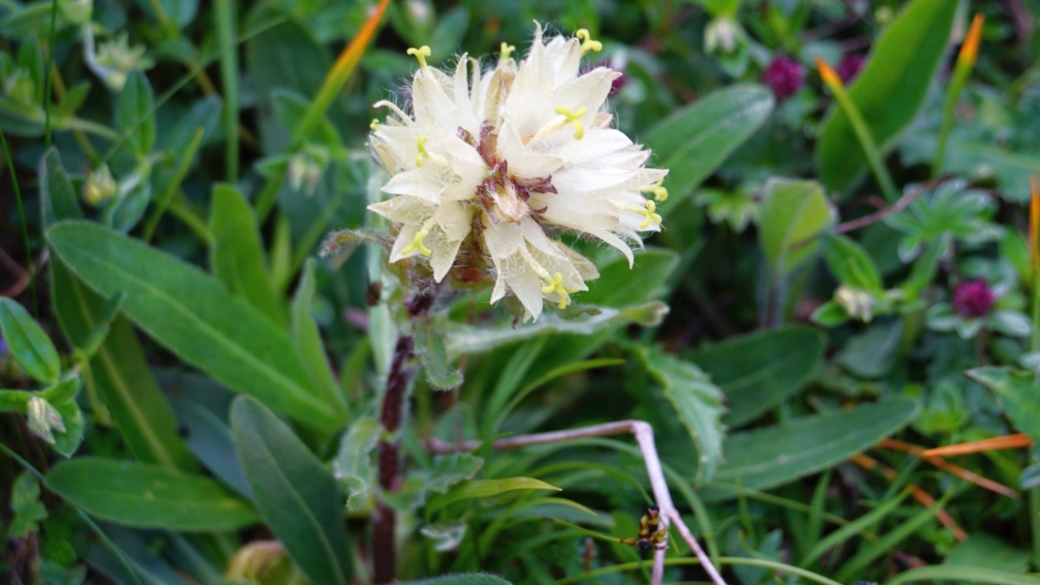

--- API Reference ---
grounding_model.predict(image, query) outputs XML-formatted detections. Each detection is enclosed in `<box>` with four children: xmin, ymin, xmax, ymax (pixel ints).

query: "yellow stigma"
<box><xmin>415</xmin><ymin>135</ymin><xmax>429</xmax><ymax>167</ymax></box>
<box><xmin>643</xmin><ymin>178</ymin><xmax>668</xmax><ymax>202</ymax></box>
<box><xmin>541</xmin><ymin>272</ymin><xmax>575</xmax><ymax>309</ymax></box>
<box><xmin>401</xmin><ymin>230</ymin><xmax>432</xmax><ymax>257</ymax></box>
<box><xmin>576</xmin><ymin>29</ymin><xmax>602</xmax><ymax>55</ymax></box>
<box><xmin>639</xmin><ymin>200</ymin><xmax>662</xmax><ymax>229</ymax></box>
<box><xmin>554</xmin><ymin>105</ymin><xmax>588</xmax><ymax>139</ymax></box>
<box><xmin>500</xmin><ymin>42</ymin><xmax>516</xmax><ymax>60</ymax></box>
<box><xmin>370</xmin><ymin>119</ymin><xmax>381</xmax><ymax>130</ymax></box>
<box><xmin>407</xmin><ymin>45</ymin><xmax>432</xmax><ymax>68</ymax></box>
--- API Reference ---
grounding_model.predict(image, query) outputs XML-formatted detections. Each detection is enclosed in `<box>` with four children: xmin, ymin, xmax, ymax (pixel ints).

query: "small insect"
<box><xmin>620</xmin><ymin>505</ymin><xmax>668</xmax><ymax>552</ymax></box>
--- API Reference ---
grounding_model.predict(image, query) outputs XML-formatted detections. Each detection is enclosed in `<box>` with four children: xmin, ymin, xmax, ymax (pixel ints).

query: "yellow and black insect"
<box><xmin>620</xmin><ymin>505</ymin><xmax>668</xmax><ymax>552</ymax></box>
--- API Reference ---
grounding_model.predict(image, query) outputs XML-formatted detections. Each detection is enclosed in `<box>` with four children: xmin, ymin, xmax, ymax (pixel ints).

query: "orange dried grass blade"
<box><xmin>921</xmin><ymin>434</ymin><xmax>1033</xmax><ymax>457</ymax></box>
<box><xmin>851</xmin><ymin>453</ymin><xmax>968</xmax><ymax>542</ymax></box>
<box><xmin>880</xmin><ymin>439</ymin><xmax>1019</xmax><ymax>500</ymax></box>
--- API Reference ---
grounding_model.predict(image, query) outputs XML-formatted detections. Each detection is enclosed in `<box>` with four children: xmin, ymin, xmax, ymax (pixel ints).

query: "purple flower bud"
<box><xmin>761</xmin><ymin>56</ymin><xmax>805</xmax><ymax>99</ymax></box>
<box><xmin>952</xmin><ymin>278</ymin><xmax>996</xmax><ymax>318</ymax></box>
<box><xmin>836</xmin><ymin>54</ymin><xmax>865</xmax><ymax>84</ymax></box>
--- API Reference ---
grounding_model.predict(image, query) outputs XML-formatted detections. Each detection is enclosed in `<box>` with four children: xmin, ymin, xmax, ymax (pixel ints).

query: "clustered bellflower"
<box><xmin>367</xmin><ymin>25</ymin><xmax>668</xmax><ymax>320</ymax></box>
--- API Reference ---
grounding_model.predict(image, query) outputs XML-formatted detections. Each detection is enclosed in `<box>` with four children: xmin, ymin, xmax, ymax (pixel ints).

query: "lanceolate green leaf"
<box><xmin>292</xmin><ymin>260</ymin><xmax>346</xmax><ymax>416</ymax></box>
<box><xmin>816</xmin><ymin>0</ymin><xmax>957</xmax><ymax>193</ymax></box>
<box><xmin>42</xmin><ymin>150</ymin><xmax>199</xmax><ymax>471</ymax></box>
<box><xmin>209</xmin><ymin>184</ymin><xmax>284</xmax><ymax>324</ymax></box>
<box><xmin>116</xmin><ymin>71</ymin><xmax>157</xmax><ymax>156</ymax></box>
<box><xmin>231</xmin><ymin>397</ymin><xmax>351</xmax><ymax>585</ymax></box>
<box><xmin>46</xmin><ymin>458</ymin><xmax>258</xmax><ymax>531</ymax></box>
<box><xmin>47</xmin><ymin>221</ymin><xmax>340</xmax><ymax>431</ymax></box>
<box><xmin>637</xmin><ymin>348</ymin><xmax>726</xmax><ymax>483</ymax></box>
<box><xmin>699</xmin><ymin>398</ymin><xmax>918</xmax><ymax>501</ymax></box>
<box><xmin>0</xmin><ymin>297</ymin><xmax>60</xmax><ymax>384</ymax></box>
<box><xmin>644</xmin><ymin>84</ymin><xmax>774</xmax><ymax>209</ymax></box>
<box><xmin>691</xmin><ymin>326</ymin><xmax>823</xmax><ymax>427</ymax></box>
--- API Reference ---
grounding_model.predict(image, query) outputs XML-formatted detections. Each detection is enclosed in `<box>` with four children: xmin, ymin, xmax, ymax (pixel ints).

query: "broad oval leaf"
<box><xmin>46</xmin><ymin>221</ymin><xmax>339</xmax><ymax>431</ymax></box>
<box><xmin>231</xmin><ymin>397</ymin><xmax>351</xmax><ymax>585</ymax></box>
<box><xmin>816</xmin><ymin>0</ymin><xmax>957</xmax><ymax>193</ymax></box>
<box><xmin>0</xmin><ymin>298</ymin><xmax>60</xmax><ymax>384</ymax></box>
<box><xmin>691</xmin><ymin>326</ymin><xmax>824</xmax><ymax>428</ymax></box>
<box><xmin>644</xmin><ymin>84</ymin><xmax>774</xmax><ymax>208</ymax></box>
<box><xmin>822</xmin><ymin>233</ymin><xmax>883</xmax><ymax>292</ymax></box>
<box><xmin>966</xmin><ymin>367</ymin><xmax>1040</xmax><ymax>446</ymax></box>
<box><xmin>46</xmin><ymin>458</ymin><xmax>258</xmax><ymax>531</ymax></box>
<box><xmin>699</xmin><ymin>397</ymin><xmax>918</xmax><ymax>501</ymax></box>
<box><xmin>758</xmin><ymin>178</ymin><xmax>834</xmax><ymax>276</ymax></box>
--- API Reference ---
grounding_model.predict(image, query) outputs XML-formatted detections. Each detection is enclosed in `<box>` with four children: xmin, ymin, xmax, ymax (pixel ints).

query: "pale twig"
<box><xmin>426</xmin><ymin>420</ymin><xmax>728</xmax><ymax>585</ymax></box>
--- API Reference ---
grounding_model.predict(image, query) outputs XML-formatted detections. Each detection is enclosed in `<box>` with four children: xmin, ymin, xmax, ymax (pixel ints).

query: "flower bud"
<box><xmin>704</xmin><ymin>17</ymin><xmax>739</xmax><ymax>54</ymax></box>
<box><xmin>27</xmin><ymin>396</ymin><xmax>65</xmax><ymax>444</ymax></box>
<box><xmin>83</xmin><ymin>164</ymin><xmax>117</xmax><ymax>207</ymax></box>
<box><xmin>761</xmin><ymin>56</ymin><xmax>805</xmax><ymax>99</ymax></box>
<box><xmin>835</xmin><ymin>285</ymin><xmax>875</xmax><ymax>323</ymax></box>
<box><xmin>952</xmin><ymin>278</ymin><xmax>996</xmax><ymax>318</ymax></box>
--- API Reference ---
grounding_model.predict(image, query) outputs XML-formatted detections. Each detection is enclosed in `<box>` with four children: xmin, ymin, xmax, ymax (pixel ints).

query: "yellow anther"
<box><xmin>643</xmin><ymin>178</ymin><xmax>668</xmax><ymax>202</ymax></box>
<box><xmin>554</xmin><ymin>105</ymin><xmax>588</xmax><ymax>139</ymax></box>
<box><xmin>407</xmin><ymin>45</ymin><xmax>432</xmax><ymax>68</ymax></box>
<box><xmin>500</xmin><ymin>42</ymin><xmax>516</xmax><ymax>60</ymax></box>
<box><xmin>576</xmin><ymin>29</ymin><xmax>602</xmax><ymax>55</ymax></box>
<box><xmin>370</xmin><ymin>119</ymin><xmax>381</xmax><ymax>130</ymax></box>
<box><xmin>639</xmin><ymin>200</ymin><xmax>662</xmax><ymax>229</ymax></box>
<box><xmin>401</xmin><ymin>230</ymin><xmax>432</xmax><ymax>257</ymax></box>
<box><xmin>415</xmin><ymin>135</ymin><xmax>429</xmax><ymax>167</ymax></box>
<box><xmin>541</xmin><ymin>272</ymin><xmax>575</xmax><ymax>309</ymax></box>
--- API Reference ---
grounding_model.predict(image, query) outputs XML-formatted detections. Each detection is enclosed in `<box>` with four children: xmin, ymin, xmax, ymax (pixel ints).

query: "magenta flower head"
<box><xmin>761</xmin><ymin>55</ymin><xmax>804</xmax><ymax>99</ymax></box>
<box><xmin>836</xmin><ymin>54</ymin><xmax>865</xmax><ymax>84</ymax></box>
<box><xmin>952</xmin><ymin>278</ymin><xmax>996</xmax><ymax>318</ymax></box>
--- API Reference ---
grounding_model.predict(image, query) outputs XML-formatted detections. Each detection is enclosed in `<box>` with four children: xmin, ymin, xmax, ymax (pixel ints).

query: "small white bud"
<box><xmin>27</xmin><ymin>397</ymin><xmax>65</xmax><ymax>444</ymax></box>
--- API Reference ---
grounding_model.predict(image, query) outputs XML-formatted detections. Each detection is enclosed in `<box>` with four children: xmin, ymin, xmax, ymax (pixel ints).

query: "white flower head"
<box><xmin>368</xmin><ymin>24</ymin><xmax>668</xmax><ymax>320</ymax></box>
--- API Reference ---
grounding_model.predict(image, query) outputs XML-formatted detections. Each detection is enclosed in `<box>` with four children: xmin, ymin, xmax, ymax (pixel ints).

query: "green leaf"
<box><xmin>46</xmin><ymin>458</ymin><xmax>259</xmax><ymax>531</ymax></box>
<box><xmin>401</xmin><ymin>574</ymin><xmax>511</xmax><ymax>585</ymax></box>
<box><xmin>42</xmin><ymin>150</ymin><xmax>196</xmax><ymax>471</ymax></box>
<box><xmin>966</xmin><ymin>367</ymin><xmax>1040</xmax><ymax>446</ymax></box>
<box><xmin>116</xmin><ymin>71</ymin><xmax>157</xmax><ymax>156</ymax></box>
<box><xmin>837</xmin><ymin>319</ymin><xmax>903</xmax><ymax>379</ymax></box>
<box><xmin>417</xmin><ymin>318</ymin><xmax>463</xmax><ymax>390</ymax></box>
<box><xmin>690</xmin><ymin>326</ymin><xmax>823</xmax><ymax>428</ymax></box>
<box><xmin>50</xmin><ymin>399</ymin><xmax>86</xmax><ymax>457</ymax></box>
<box><xmin>644</xmin><ymin>84</ymin><xmax>774</xmax><ymax>208</ymax></box>
<box><xmin>945</xmin><ymin>534</ymin><xmax>1030</xmax><ymax>575</ymax></box>
<box><xmin>816</xmin><ymin>0</ymin><xmax>958</xmax><ymax>193</ymax></box>
<box><xmin>427</xmin><ymin>453</ymin><xmax>485</xmax><ymax>494</ymax></box>
<box><xmin>699</xmin><ymin>397</ymin><xmax>918</xmax><ymax>501</ymax></box>
<box><xmin>47</xmin><ymin>221</ymin><xmax>340</xmax><ymax>431</ymax></box>
<box><xmin>428</xmin><ymin>478</ymin><xmax>561</xmax><ymax>513</ymax></box>
<box><xmin>580</xmin><ymin>249</ymin><xmax>679</xmax><ymax>308</ymax></box>
<box><xmin>758</xmin><ymin>178</ymin><xmax>834</xmax><ymax>276</ymax></box>
<box><xmin>292</xmin><ymin>260</ymin><xmax>345</xmax><ymax>415</ymax></box>
<box><xmin>822</xmin><ymin>233</ymin><xmax>882</xmax><ymax>292</ymax></box>
<box><xmin>231</xmin><ymin>397</ymin><xmax>351</xmax><ymax>585</ymax></box>
<box><xmin>333</xmin><ymin>417</ymin><xmax>382</xmax><ymax>511</ymax></box>
<box><xmin>810</xmin><ymin>301</ymin><xmax>849</xmax><ymax>327</ymax></box>
<box><xmin>637</xmin><ymin>348</ymin><xmax>725</xmax><ymax>483</ymax></box>
<box><xmin>0</xmin><ymin>297</ymin><xmax>60</xmax><ymax>384</ymax></box>
<box><xmin>8</xmin><ymin>472</ymin><xmax>47</xmax><ymax>538</ymax></box>
<box><xmin>446</xmin><ymin>301</ymin><xmax>668</xmax><ymax>358</ymax></box>
<box><xmin>209</xmin><ymin>184</ymin><xmax>284</xmax><ymax>323</ymax></box>
<box><xmin>885</xmin><ymin>566</ymin><xmax>1040</xmax><ymax>585</ymax></box>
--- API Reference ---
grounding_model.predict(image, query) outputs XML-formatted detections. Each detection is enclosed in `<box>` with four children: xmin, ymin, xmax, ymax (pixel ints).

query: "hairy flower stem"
<box><xmin>374</xmin><ymin>335</ymin><xmax>414</xmax><ymax>584</ymax></box>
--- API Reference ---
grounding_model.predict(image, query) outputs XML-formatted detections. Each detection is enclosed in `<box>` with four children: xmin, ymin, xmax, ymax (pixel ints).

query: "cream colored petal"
<box><xmin>388</xmin><ymin>223</ymin><xmax>423</xmax><ymax>262</ymax></box>
<box><xmin>367</xmin><ymin>195</ymin><xmax>434</xmax><ymax>224</ymax></box>
<box><xmin>382</xmin><ymin>169</ymin><xmax>444</xmax><ymax>203</ymax></box>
